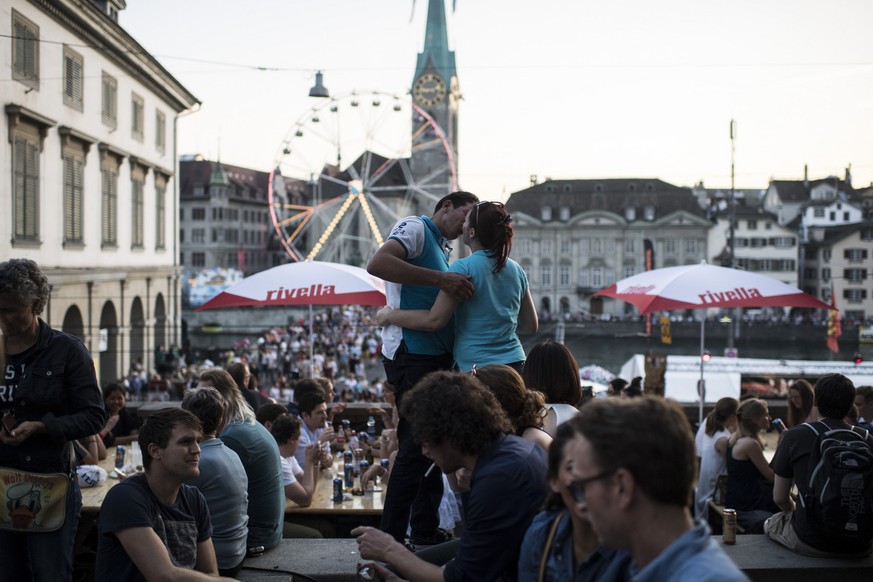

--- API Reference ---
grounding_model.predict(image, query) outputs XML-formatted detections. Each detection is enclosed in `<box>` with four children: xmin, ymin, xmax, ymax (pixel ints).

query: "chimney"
<box><xmin>803</xmin><ymin>164</ymin><xmax>808</xmax><ymax>187</ymax></box>
<box><xmin>845</xmin><ymin>164</ymin><xmax>852</xmax><ymax>188</ymax></box>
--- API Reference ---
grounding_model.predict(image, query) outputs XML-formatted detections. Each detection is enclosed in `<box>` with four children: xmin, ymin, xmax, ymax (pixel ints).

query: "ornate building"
<box><xmin>2</xmin><ymin>0</ymin><xmax>198</xmax><ymax>385</ymax></box>
<box><xmin>506</xmin><ymin>179</ymin><xmax>710</xmax><ymax>318</ymax></box>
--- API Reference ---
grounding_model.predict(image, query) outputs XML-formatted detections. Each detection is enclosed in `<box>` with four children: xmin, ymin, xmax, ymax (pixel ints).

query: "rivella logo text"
<box><xmin>265</xmin><ymin>285</ymin><xmax>336</xmax><ymax>301</ymax></box>
<box><xmin>699</xmin><ymin>288</ymin><xmax>762</xmax><ymax>303</ymax></box>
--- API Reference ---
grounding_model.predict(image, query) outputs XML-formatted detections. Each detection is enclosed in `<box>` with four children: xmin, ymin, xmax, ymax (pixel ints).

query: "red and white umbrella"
<box><xmin>594</xmin><ymin>262</ymin><xmax>831</xmax><ymax>422</ymax></box>
<box><xmin>196</xmin><ymin>260</ymin><xmax>386</xmax><ymax>311</ymax></box>
<box><xmin>593</xmin><ymin>262</ymin><xmax>831</xmax><ymax>314</ymax></box>
<box><xmin>197</xmin><ymin>261</ymin><xmax>386</xmax><ymax>376</ymax></box>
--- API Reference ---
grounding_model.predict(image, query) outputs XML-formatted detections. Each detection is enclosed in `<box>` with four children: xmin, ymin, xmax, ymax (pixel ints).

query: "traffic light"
<box><xmin>701</xmin><ymin>350</ymin><xmax>712</xmax><ymax>363</ymax></box>
<box><xmin>854</xmin><ymin>353</ymin><xmax>864</xmax><ymax>365</ymax></box>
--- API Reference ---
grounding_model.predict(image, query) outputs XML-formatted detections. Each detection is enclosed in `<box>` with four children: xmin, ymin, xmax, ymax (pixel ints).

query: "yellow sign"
<box><xmin>660</xmin><ymin>316</ymin><xmax>672</xmax><ymax>344</ymax></box>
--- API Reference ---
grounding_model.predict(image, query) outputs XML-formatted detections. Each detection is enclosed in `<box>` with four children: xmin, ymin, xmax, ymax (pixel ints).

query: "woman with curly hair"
<box><xmin>474</xmin><ymin>364</ymin><xmax>552</xmax><ymax>451</ymax></box>
<box><xmin>786</xmin><ymin>379</ymin><xmax>816</xmax><ymax>428</ymax></box>
<box><xmin>0</xmin><ymin>258</ymin><xmax>105</xmax><ymax>580</ymax></box>
<box><xmin>377</xmin><ymin>201</ymin><xmax>537</xmax><ymax>372</ymax></box>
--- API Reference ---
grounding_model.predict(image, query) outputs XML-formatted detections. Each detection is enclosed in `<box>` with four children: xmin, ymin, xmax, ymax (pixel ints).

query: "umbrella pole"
<box><xmin>310</xmin><ymin>304</ymin><xmax>314</xmax><ymax>378</ymax></box>
<box><xmin>698</xmin><ymin>316</ymin><xmax>705</xmax><ymax>427</ymax></box>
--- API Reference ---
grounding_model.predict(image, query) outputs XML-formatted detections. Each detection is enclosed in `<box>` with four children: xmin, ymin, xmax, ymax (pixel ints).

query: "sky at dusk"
<box><xmin>122</xmin><ymin>0</ymin><xmax>873</xmax><ymax>201</ymax></box>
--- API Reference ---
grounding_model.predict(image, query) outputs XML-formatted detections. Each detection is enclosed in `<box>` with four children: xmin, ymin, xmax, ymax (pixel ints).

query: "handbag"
<box><xmin>0</xmin><ymin>467</ymin><xmax>69</xmax><ymax>532</ymax></box>
<box><xmin>538</xmin><ymin>510</ymin><xmax>567</xmax><ymax>582</ymax></box>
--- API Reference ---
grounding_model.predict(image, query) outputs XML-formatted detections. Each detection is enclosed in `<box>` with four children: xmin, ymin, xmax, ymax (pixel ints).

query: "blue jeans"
<box><xmin>0</xmin><ymin>477</ymin><xmax>81</xmax><ymax>582</ymax></box>
<box><xmin>380</xmin><ymin>348</ymin><xmax>452</xmax><ymax>542</ymax></box>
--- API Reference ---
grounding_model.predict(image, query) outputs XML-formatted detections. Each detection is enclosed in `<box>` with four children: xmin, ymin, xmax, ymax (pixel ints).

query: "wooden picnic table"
<box><xmin>285</xmin><ymin>456</ymin><xmax>386</xmax><ymax>517</ymax></box>
<box><xmin>80</xmin><ymin>445</ymin><xmax>144</xmax><ymax>512</ymax></box>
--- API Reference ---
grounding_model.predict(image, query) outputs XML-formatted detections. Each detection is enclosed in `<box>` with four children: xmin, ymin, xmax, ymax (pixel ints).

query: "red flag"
<box><xmin>826</xmin><ymin>286</ymin><xmax>841</xmax><ymax>353</ymax></box>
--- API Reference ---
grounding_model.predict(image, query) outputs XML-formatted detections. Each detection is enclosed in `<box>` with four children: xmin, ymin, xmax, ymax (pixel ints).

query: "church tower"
<box><xmin>411</xmin><ymin>0</ymin><xmax>459</xmax><ymax>206</ymax></box>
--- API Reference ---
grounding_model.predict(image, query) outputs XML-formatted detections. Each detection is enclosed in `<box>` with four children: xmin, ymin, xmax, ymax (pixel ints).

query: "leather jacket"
<box><xmin>0</xmin><ymin>320</ymin><xmax>106</xmax><ymax>473</ymax></box>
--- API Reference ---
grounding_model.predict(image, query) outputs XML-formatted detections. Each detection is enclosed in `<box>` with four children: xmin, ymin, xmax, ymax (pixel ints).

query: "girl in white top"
<box><xmin>522</xmin><ymin>340</ymin><xmax>582</xmax><ymax>437</ymax></box>
<box><xmin>694</xmin><ymin>397</ymin><xmax>739</xmax><ymax>519</ymax></box>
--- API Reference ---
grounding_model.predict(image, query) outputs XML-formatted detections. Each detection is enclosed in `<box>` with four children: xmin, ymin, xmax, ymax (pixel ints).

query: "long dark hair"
<box><xmin>786</xmin><ymin>379</ymin><xmax>813</xmax><ymax>428</ymax></box>
<box><xmin>470</xmin><ymin>202</ymin><xmax>513</xmax><ymax>273</ymax></box>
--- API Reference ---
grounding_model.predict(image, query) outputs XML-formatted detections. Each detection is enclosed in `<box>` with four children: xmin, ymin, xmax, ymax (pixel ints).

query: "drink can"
<box><xmin>344</xmin><ymin>463</ymin><xmax>355</xmax><ymax>488</ymax></box>
<box><xmin>354</xmin><ymin>448</ymin><xmax>364</xmax><ymax>462</ymax></box>
<box><xmin>342</xmin><ymin>419</ymin><xmax>351</xmax><ymax>430</ymax></box>
<box><xmin>344</xmin><ymin>450</ymin><xmax>354</xmax><ymax>465</ymax></box>
<box><xmin>115</xmin><ymin>445</ymin><xmax>126</xmax><ymax>469</ymax></box>
<box><xmin>380</xmin><ymin>458</ymin><xmax>390</xmax><ymax>470</ymax></box>
<box><xmin>772</xmin><ymin>418</ymin><xmax>785</xmax><ymax>434</ymax></box>
<box><xmin>332</xmin><ymin>478</ymin><xmax>344</xmax><ymax>503</ymax></box>
<box><xmin>723</xmin><ymin>508</ymin><xmax>737</xmax><ymax>544</ymax></box>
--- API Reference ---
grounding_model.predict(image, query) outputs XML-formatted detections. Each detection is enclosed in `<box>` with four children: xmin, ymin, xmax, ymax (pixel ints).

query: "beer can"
<box><xmin>342</xmin><ymin>419</ymin><xmax>351</xmax><ymax>430</ymax></box>
<box><xmin>344</xmin><ymin>463</ymin><xmax>355</xmax><ymax>488</ymax></box>
<box><xmin>772</xmin><ymin>418</ymin><xmax>785</xmax><ymax>434</ymax></box>
<box><xmin>380</xmin><ymin>458</ymin><xmax>390</xmax><ymax>470</ymax></box>
<box><xmin>344</xmin><ymin>450</ymin><xmax>354</xmax><ymax>465</ymax></box>
<box><xmin>332</xmin><ymin>478</ymin><xmax>344</xmax><ymax>503</ymax></box>
<box><xmin>723</xmin><ymin>508</ymin><xmax>737</xmax><ymax>544</ymax></box>
<box><xmin>354</xmin><ymin>448</ymin><xmax>364</xmax><ymax>462</ymax></box>
<box><xmin>115</xmin><ymin>445</ymin><xmax>126</xmax><ymax>469</ymax></box>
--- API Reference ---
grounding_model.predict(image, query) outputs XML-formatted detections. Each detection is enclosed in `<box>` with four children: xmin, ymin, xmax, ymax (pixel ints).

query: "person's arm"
<box><xmin>378</xmin><ymin>291</ymin><xmax>459</xmax><ymax>332</ymax></box>
<box><xmin>352</xmin><ymin>526</ymin><xmax>445</xmax><ymax>582</ymax></box>
<box><xmin>516</xmin><ymin>289</ymin><xmax>538</xmax><ymax>335</ymax></box>
<box><xmin>114</xmin><ymin>527</ymin><xmax>235</xmax><ymax>581</ymax></box>
<box><xmin>714</xmin><ymin>435</ymin><xmax>729</xmax><ymax>457</ymax></box>
<box><xmin>368</xmin><ymin>239</ymin><xmax>473</xmax><ymax>301</ymax></box>
<box><xmin>95</xmin><ymin>430</ymin><xmax>108</xmax><ymax>460</ymax></box>
<box><xmin>113</xmin><ymin>431</ymin><xmax>140</xmax><ymax>446</ymax></box>
<box><xmin>78</xmin><ymin>436</ymin><xmax>100</xmax><ymax>465</ymax></box>
<box><xmin>773</xmin><ymin>474</ymin><xmax>795</xmax><ymax>512</ymax></box>
<box><xmin>194</xmin><ymin>539</ymin><xmax>220</xmax><ymax>576</ymax></box>
<box><xmin>300</xmin><ymin>445</ymin><xmax>320</xmax><ymax>500</ymax></box>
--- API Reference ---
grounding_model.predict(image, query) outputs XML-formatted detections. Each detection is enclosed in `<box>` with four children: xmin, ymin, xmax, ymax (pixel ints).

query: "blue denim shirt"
<box><xmin>0</xmin><ymin>319</ymin><xmax>105</xmax><ymax>473</ymax></box>
<box><xmin>519</xmin><ymin>509</ymin><xmax>631</xmax><ymax>582</ymax></box>
<box><xmin>629</xmin><ymin>522</ymin><xmax>748</xmax><ymax>582</ymax></box>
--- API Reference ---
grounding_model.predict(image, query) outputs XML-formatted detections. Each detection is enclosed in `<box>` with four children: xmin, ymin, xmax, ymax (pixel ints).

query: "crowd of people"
<box><xmin>3</xmin><ymin>189</ymin><xmax>873</xmax><ymax>582</ymax></box>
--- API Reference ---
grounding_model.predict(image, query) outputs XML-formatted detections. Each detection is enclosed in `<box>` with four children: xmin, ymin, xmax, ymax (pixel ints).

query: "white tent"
<box><xmin>620</xmin><ymin>354</ymin><xmax>873</xmax><ymax>403</ymax></box>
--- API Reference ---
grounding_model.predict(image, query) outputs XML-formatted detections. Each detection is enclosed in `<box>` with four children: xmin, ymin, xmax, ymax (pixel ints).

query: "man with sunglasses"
<box><xmin>367</xmin><ymin>191</ymin><xmax>478</xmax><ymax>546</ymax></box>
<box><xmin>569</xmin><ymin>398</ymin><xmax>747</xmax><ymax>581</ymax></box>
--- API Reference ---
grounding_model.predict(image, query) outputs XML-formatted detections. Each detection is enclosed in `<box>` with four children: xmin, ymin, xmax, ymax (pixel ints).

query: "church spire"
<box><xmin>414</xmin><ymin>0</ymin><xmax>456</xmax><ymax>84</ymax></box>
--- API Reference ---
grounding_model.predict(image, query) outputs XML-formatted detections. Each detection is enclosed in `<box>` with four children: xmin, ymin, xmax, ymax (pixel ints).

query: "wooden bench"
<box><xmin>716</xmin><ymin>534</ymin><xmax>873</xmax><ymax>581</ymax></box>
<box><xmin>237</xmin><ymin>539</ymin><xmax>360</xmax><ymax>581</ymax></box>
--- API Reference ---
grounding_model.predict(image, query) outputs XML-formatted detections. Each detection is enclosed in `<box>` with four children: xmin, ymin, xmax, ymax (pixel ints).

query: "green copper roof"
<box><xmin>209</xmin><ymin>161</ymin><xmax>230</xmax><ymax>186</ymax></box>
<box><xmin>415</xmin><ymin>0</ymin><xmax>456</xmax><ymax>83</ymax></box>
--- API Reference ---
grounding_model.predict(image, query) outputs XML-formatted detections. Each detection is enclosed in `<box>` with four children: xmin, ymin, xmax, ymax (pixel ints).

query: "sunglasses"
<box><xmin>471</xmin><ymin>201</ymin><xmax>505</xmax><ymax>229</ymax></box>
<box><xmin>568</xmin><ymin>470</ymin><xmax>615</xmax><ymax>504</ymax></box>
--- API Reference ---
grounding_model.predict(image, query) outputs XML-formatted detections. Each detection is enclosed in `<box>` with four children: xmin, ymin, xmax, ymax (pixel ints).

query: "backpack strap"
<box><xmin>803</xmin><ymin>422</ymin><xmax>820</xmax><ymax>437</ymax></box>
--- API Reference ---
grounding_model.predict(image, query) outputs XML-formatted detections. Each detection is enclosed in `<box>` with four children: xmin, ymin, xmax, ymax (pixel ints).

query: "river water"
<box><xmin>522</xmin><ymin>320</ymin><xmax>866</xmax><ymax>375</ymax></box>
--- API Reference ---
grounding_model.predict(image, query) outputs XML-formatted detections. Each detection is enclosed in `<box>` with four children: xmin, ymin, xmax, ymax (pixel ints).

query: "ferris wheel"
<box><xmin>268</xmin><ymin>90</ymin><xmax>457</xmax><ymax>265</ymax></box>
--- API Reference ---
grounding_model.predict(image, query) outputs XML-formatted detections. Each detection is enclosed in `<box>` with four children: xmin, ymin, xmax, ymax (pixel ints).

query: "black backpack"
<box><xmin>799</xmin><ymin>421</ymin><xmax>873</xmax><ymax>541</ymax></box>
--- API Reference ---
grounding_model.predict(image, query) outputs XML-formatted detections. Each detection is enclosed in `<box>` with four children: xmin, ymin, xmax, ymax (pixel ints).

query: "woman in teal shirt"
<box><xmin>377</xmin><ymin>201</ymin><xmax>537</xmax><ymax>372</ymax></box>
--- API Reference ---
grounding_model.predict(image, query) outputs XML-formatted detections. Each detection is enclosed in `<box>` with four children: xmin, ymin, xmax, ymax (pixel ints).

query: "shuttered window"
<box><xmin>63</xmin><ymin>47</ymin><xmax>83</xmax><ymax>110</ymax></box>
<box><xmin>101</xmin><ymin>157</ymin><xmax>119</xmax><ymax>247</ymax></box>
<box><xmin>132</xmin><ymin>93</ymin><xmax>144</xmax><ymax>141</ymax></box>
<box><xmin>63</xmin><ymin>153</ymin><xmax>84</xmax><ymax>244</ymax></box>
<box><xmin>13</xmin><ymin>131</ymin><xmax>40</xmax><ymax>241</ymax></box>
<box><xmin>102</xmin><ymin>73</ymin><xmax>117</xmax><ymax>128</ymax></box>
<box><xmin>131</xmin><ymin>165</ymin><xmax>145</xmax><ymax>248</ymax></box>
<box><xmin>155</xmin><ymin>174</ymin><xmax>167</xmax><ymax>249</ymax></box>
<box><xmin>12</xmin><ymin>10</ymin><xmax>39</xmax><ymax>90</ymax></box>
<box><xmin>155</xmin><ymin>110</ymin><xmax>166</xmax><ymax>153</ymax></box>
